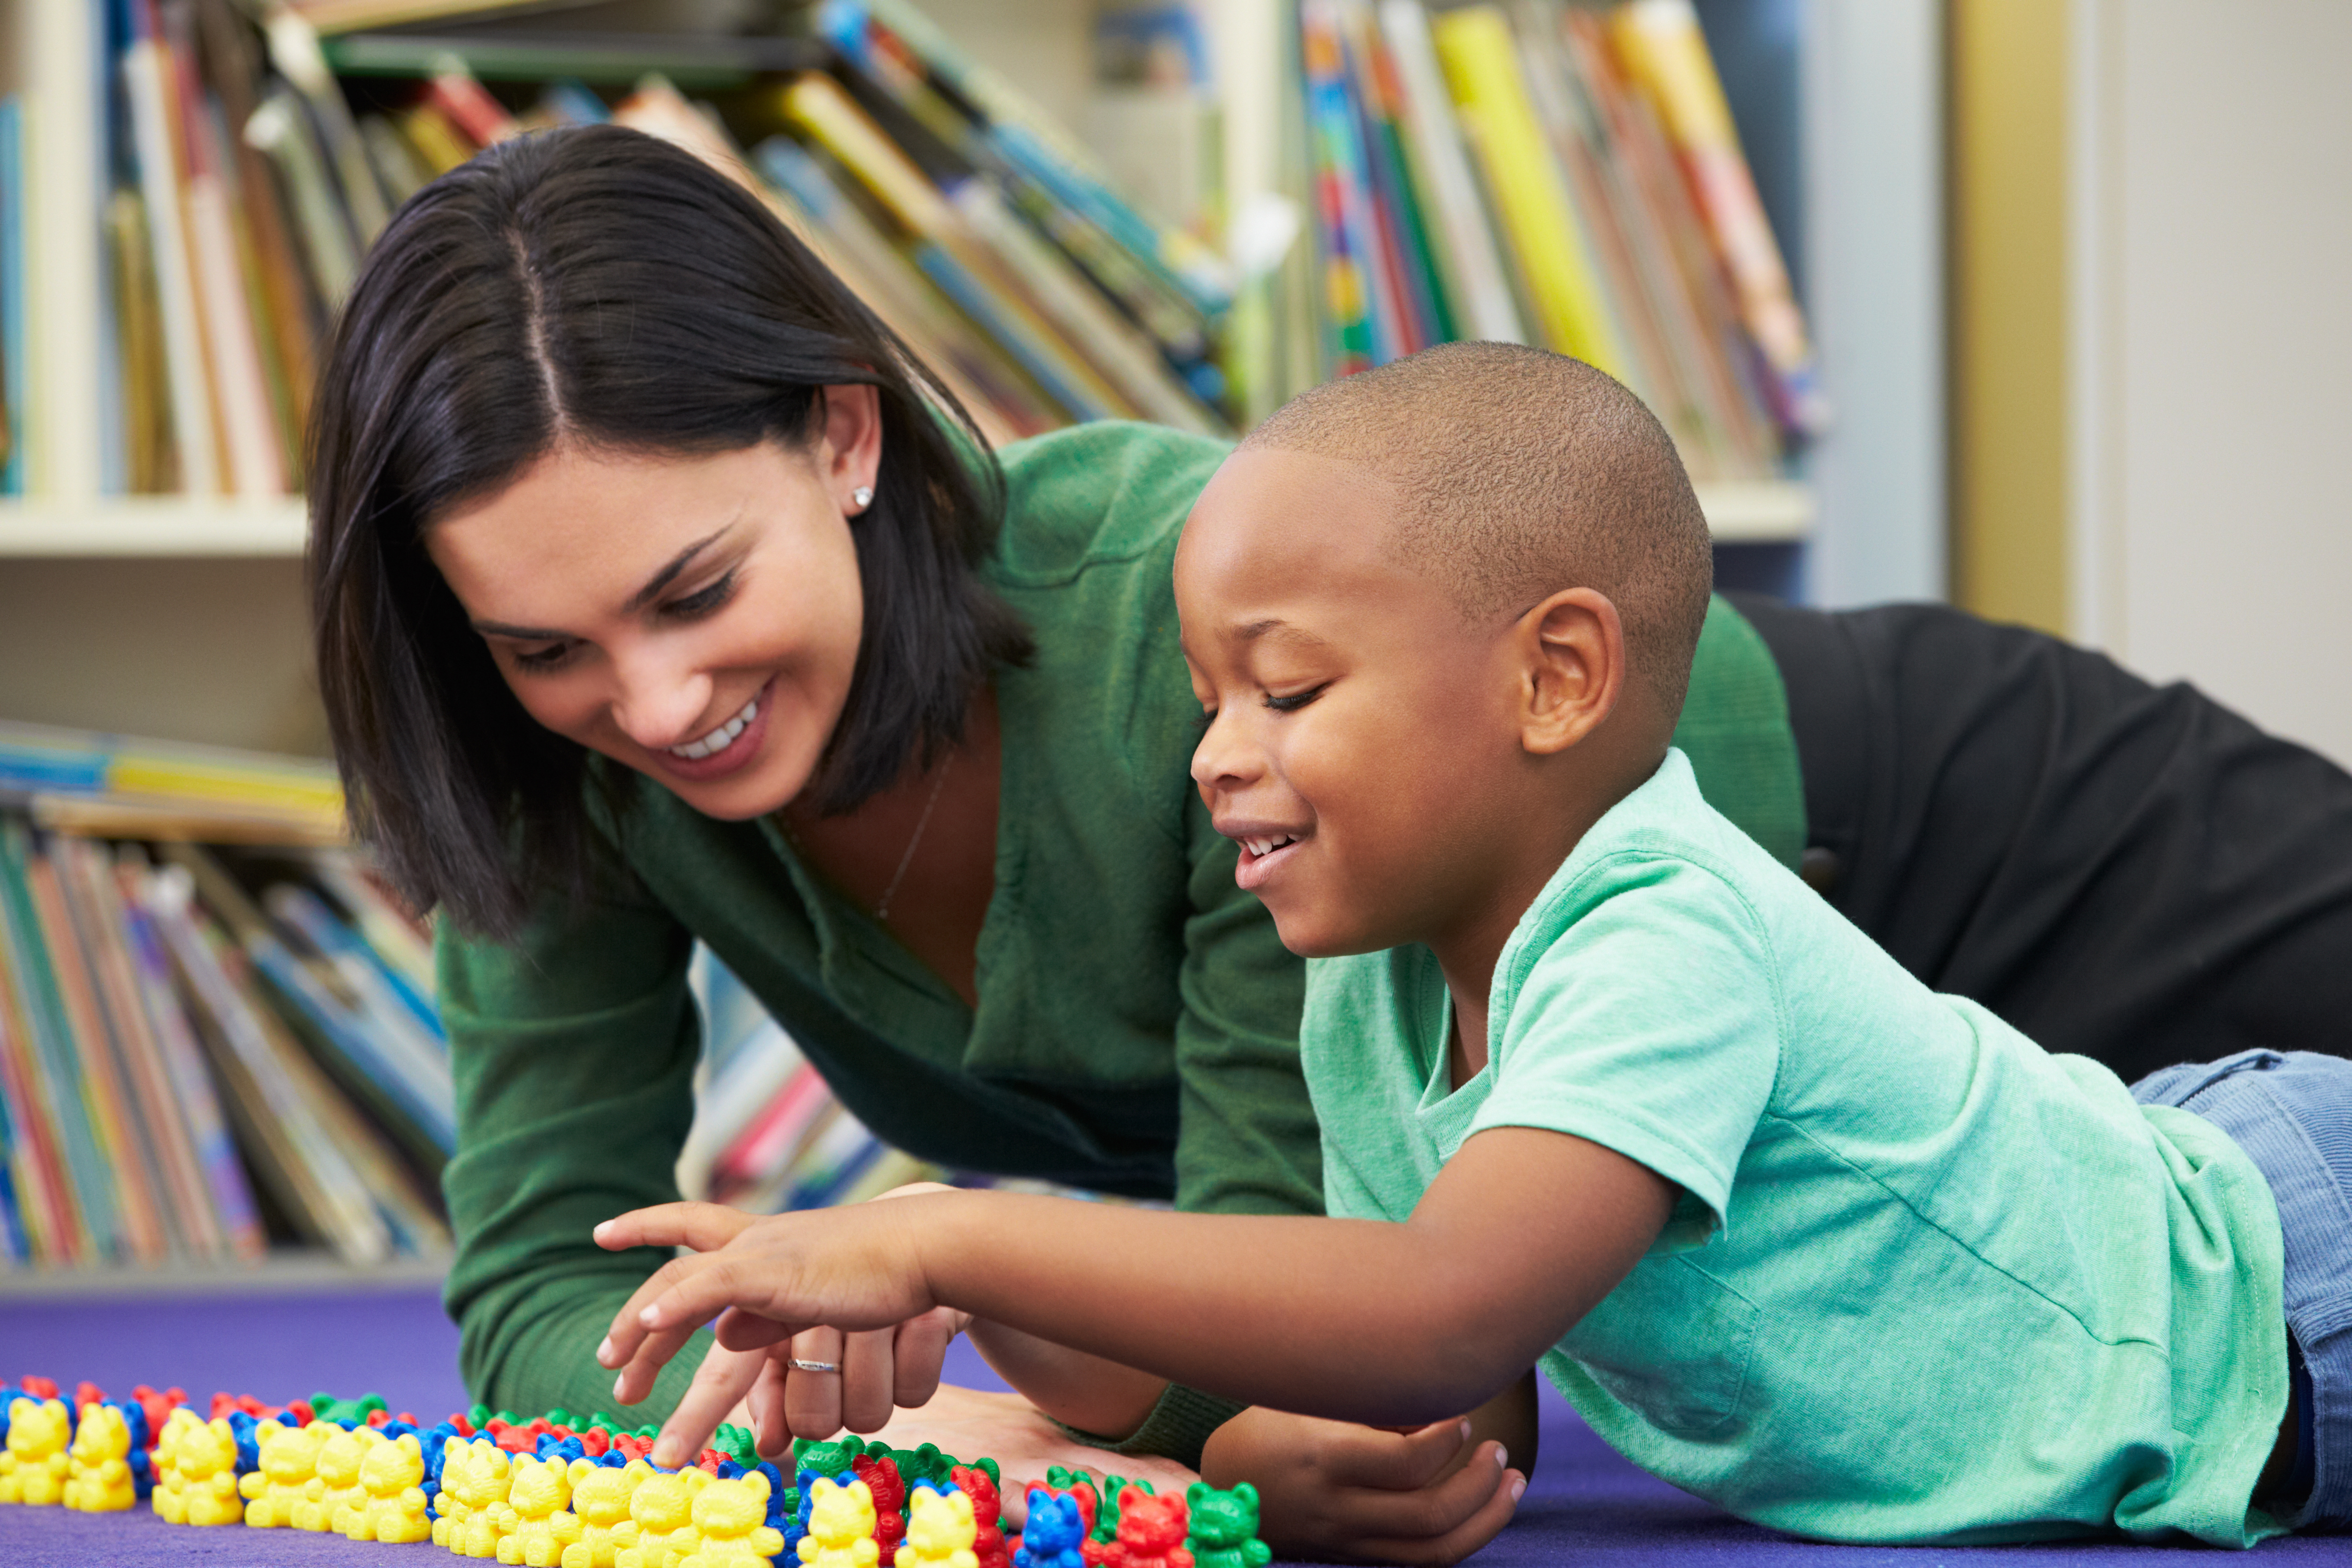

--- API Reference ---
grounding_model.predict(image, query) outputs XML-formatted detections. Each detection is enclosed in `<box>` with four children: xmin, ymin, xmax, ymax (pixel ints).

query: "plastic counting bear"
<box><xmin>0</xmin><ymin>1377</ymin><xmax>1273</xmax><ymax>1568</ymax></box>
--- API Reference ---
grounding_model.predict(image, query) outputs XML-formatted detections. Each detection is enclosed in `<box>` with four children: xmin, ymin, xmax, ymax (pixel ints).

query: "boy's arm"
<box><xmin>597</xmin><ymin>1125</ymin><xmax>1672</xmax><ymax>1438</ymax></box>
<box><xmin>962</xmin><ymin>1322</ymin><xmax>1170</xmax><ymax>1439</ymax></box>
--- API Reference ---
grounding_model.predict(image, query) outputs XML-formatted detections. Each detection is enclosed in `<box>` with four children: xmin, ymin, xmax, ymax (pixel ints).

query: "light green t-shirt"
<box><xmin>1303</xmin><ymin>749</ymin><xmax>2289</xmax><ymax>1547</ymax></box>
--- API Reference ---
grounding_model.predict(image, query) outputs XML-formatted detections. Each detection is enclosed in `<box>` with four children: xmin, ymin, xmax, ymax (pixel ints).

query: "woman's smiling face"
<box><xmin>425</xmin><ymin>397</ymin><xmax>879</xmax><ymax>820</ymax></box>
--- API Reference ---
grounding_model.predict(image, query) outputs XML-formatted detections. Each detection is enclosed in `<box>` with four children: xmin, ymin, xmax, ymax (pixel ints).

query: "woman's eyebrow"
<box><xmin>622</xmin><ymin>525</ymin><xmax>734</xmax><ymax>612</ymax></box>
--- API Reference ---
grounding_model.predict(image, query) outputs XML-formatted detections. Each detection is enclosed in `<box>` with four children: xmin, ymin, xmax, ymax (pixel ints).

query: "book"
<box><xmin>0</xmin><ymin>723</ymin><xmax>454</xmax><ymax>1269</ymax></box>
<box><xmin>122</xmin><ymin>16</ymin><xmax>225</xmax><ymax>498</ymax></box>
<box><xmin>0</xmin><ymin>900</ymin><xmax>77</xmax><ymax>1264</ymax></box>
<box><xmin>244</xmin><ymin>87</ymin><xmax>363</xmax><ymax>307</ymax></box>
<box><xmin>53</xmin><ymin>837</ymin><xmax>225</xmax><ymax>1259</ymax></box>
<box><xmin>1431</xmin><ymin>5</ymin><xmax>1628</xmax><ymax>378</ymax></box>
<box><xmin>26</xmin><ymin>840</ymin><xmax>174</xmax><ymax>1262</ymax></box>
<box><xmin>0</xmin><ymin>818</ymin><xmax>123</xmax><ymax>1260</ymax></box>
<box><xmin>1609</xmin><ymin>0</ymin><xmax>1826</xmax><ymax>438</ymax></box>
<box><xmin>1376</xmin><ymin>0</ymin><xmax>1525</xmax><ymax>345</ymax></box>
<box><xmin>755</xmin><ymin>136</ymin><xmax>1060</xmax><ymax>446</ymax></box>
<box><xmin>162</xmin><ymin>842</ymin><xmax>454</xmax><ymax>1169</ymax></box>
<box><xmin>109</xmin><ymin>849</ymin><xmax>266</xmax><ymax>1260</ymax></box>
<box><xmin>105</xmin><ymin>191</ymin><xmax>181</xmax><ymax>493</ymax></box>
<box><xmin>0</xmin><ymin>95</ymin><xmax>24</xmax><ymax>496</ymax></box>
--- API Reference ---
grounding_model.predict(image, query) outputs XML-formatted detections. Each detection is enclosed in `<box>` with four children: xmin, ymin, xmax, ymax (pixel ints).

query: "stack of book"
<box><xmin>1283</xmin><ymin>0</ymin><xmax>1823</xmax><ymax>480</ymax></box>
<box><xmin>37</xmin><ymin>0</ymin><xmax>1816</xmax><ymax>500</ymax></box>
<box><xmin>0</xmin><ymin>723</ymin><xmax>450</xmax><ymax>1271</ymax></box>
<box><xmin>70</xmin><ymin>0</ymin><xmax>1234</xmax><ymax>493</ymax></box>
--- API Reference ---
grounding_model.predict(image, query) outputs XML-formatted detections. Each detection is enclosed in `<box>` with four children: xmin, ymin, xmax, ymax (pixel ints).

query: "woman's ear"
<box><xmin>1517</xmin><ymin>587</ymin><xmax>1625</xmax><ymax>755</ymax></box>
<box><xmin>817</xmin><ymin>383</ymin><xmax>884</xmax><ymax>514</ymax></box>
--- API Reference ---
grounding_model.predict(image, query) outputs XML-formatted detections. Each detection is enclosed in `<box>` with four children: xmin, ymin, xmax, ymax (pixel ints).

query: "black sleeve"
<box><xmin>1729</xmin><ymin>593</ymin><xmax>2352</xmax><ymax>1082</ymax></box>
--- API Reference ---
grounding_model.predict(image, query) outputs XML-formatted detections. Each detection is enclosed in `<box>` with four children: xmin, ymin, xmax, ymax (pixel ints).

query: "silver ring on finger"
<box><xmin>789</xmin><ymin>1358</ymin><xmax>841</xmax><ymax>1374</ymax></box>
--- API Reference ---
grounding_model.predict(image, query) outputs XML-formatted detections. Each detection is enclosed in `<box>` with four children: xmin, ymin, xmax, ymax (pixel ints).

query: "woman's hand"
<box><xmin>596</xmin><ymin>1190</ymin><xmax>968</xmax><ymax>1466</ymax></box>
<box><xmin>659</xmin><ymin>1313</ymin><xmax>970</xmax><ymax>1469</ymax></box>
<box><xmin>1198</xmin><ymin>1406</ymin><xmax>1525</xmax><ymax>1566</ymax></box>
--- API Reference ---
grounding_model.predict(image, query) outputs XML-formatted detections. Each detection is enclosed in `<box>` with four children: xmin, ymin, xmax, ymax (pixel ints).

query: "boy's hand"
<box><xmin>1199</xmin><ymin>1406</ymin><xmax>1524</xmax><ymax>1566</ymax></box>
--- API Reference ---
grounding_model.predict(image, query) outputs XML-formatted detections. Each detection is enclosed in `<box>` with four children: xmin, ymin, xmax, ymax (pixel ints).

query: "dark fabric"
<box><xmin>1728</xmin><ymin>594</ymin><xmax>2352</xmax><ymax>1083</ymax></box>
<box><xmin>9</xmin><ymin>1291</ymin><xmax>2352</xmax><ymax>1564</ymax></box>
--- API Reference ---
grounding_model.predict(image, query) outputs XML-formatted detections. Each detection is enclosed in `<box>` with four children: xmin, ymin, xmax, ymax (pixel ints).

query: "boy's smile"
<box><xmin>1176</xmin><ymin>447</ymin><xmax>1534</xmax><ymax>959</ymax></box>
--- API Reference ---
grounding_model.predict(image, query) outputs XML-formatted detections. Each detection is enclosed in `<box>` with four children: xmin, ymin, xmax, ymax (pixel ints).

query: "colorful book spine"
<box><xmin>1430</xmin><ymin>5</ymin><xmax>1629</xmax><ymax>379</ymax></box>
<box><xmin>1379</xmin><ymin>0</ymin><xmax>1523</xmax><ymax>345</ymax></box>
<box><xmin>1609</xmin><ymin>0</ymin><xmax>1826</xmax><ymax>437</ymax></box>
<box><xmin>0</xmin><ymin>821</ymin><xmax>121</xmax><ymax>1259</ymax></box>
<box><xmin>122</xmin><ymin>19</ymin><xmax>223</xmax><ymax>497</ymax></box>
<box><xmin>112</xmin><ymin>858</ymin><xmax>266</xmax><ymax>1259</ymax></box>
<box><xmin>0</xmin><ymin>755</ymin><xmax>451</xmax><ymax>1269</ymax></box>
<box><xmin>0</xmin><ymin>95</ymin><xmax>24</xmax><ymax>496</ymax></box>
<box><xmin>1299</xmin><ymin>0</ymin><xmax>1381</xmax><ymax>376</ymax></box>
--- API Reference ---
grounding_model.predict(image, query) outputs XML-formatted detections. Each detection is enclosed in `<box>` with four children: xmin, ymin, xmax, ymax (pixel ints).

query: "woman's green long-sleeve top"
<box><xmin>434</xmin><ymin>421</ymin><xmax>1806</xmax><ymax>1446</ymax></box>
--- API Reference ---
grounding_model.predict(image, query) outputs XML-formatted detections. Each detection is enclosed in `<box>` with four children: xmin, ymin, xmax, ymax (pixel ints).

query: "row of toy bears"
<box><xmin>0</xmin><ymin>1377</ymin><xmax>1271</xmax><ymax>1568</ymax></box>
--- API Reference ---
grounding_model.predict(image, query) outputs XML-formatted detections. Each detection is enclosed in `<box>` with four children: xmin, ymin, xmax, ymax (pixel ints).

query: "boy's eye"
<box><xmin>664</xmin><ymin>570</ymin><xmax>739</xmax><ymax>621</ymax></box>
<box><xmin>1263</xmin><ymin>684</ymin><xmax>1326</xmax><ymax>714</ymax></box>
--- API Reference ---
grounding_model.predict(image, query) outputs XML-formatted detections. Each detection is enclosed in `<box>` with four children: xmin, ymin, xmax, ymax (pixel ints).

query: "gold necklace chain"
<box><xmin>873</xmin><ymin>751</ymin><xmax>952</xmax><ymax>923</ymax></box>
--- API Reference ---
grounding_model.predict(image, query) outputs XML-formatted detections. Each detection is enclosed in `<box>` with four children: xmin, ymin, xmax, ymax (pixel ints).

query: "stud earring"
<box><xmin>851</xmin><ymin>485</ymin><xmax>874</xmax><ymax>511</ymax></box>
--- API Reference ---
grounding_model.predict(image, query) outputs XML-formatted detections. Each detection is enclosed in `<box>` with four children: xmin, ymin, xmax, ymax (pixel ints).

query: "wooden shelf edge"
<box><xmin>0</xmin><ymin>1250</ymin><xmax>448</xmax><ymax>1299</ymax></box>
<box><xmin>0</xmin><ymin>500</ymin><xmax>309</xmax><ymax>557</ymax></box>
<box><xmin>1695</xmin><ymin>480</ymin><xmax>1816</xmax><ymax>543</ymax></box>
<box><xmin>0</xmin><ymin>481</ymin><xmax>1814</xmax><ymax>554</ymax></box>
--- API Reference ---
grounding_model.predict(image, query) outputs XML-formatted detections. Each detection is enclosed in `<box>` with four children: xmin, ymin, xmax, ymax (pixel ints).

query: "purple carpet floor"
<box><xmin>1</xmin><ymin>1284</ymin><xmax>2347</xmax><ymax>1564</ymax></box>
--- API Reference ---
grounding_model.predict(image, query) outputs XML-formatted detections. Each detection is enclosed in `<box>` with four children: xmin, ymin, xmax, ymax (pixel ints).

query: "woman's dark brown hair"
<box><xmin>309</xmin><ymin>124</ymin><xmax>1030</xmax><ymax>940</ymax></box>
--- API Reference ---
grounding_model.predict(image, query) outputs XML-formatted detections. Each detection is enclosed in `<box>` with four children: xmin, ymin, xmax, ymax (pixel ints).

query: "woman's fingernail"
<box><xmin>613</xmin><ymin>1374</ymin><xmax>628</xmax><ymax>1401</ymax></box>
<box><xmin>1510</xmin><ymin>1477</ymin><xmax>1526</xmax><ymax>1502</ymax></box>
<box><xmin>1458</xmin><ymin>1419</ymin><xmax>1472</xmax><ymax>1441</ymax></box>
<box><xmin>593</xmin><ymin>1221</ymin><xmax>611</xmax><ymax>1240</ymax></box>
<box><xmin>1494</xmin><ymin>1446</ymin><xmax>1509</xmax><ymax>1470</ymax></box>
<box><xmin>639</xmin><ymin>1306</ymin><xmax>660</xmax><ymax>1328</ymax></box>
<box><xmin>595</xmin><ymin>1337</ymin><xmax>615</xmax><ymax>1366</ymax></box>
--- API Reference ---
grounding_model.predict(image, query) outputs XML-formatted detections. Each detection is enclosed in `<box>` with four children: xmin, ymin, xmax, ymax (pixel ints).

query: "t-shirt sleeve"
<box><xmin>1469</xmin><ymin>853</ymin><xmax>1784</xmax><ymax>1250</ymax></box>
<box><xmin>1170</xmin><ymin>789</ymin><xmax>1324</xmax><ymax>1218</ymax></box>
<box><xmin>435</xmin><ymin>883</ymin><xmax>717</xmax><ymax>1424</ymax></box>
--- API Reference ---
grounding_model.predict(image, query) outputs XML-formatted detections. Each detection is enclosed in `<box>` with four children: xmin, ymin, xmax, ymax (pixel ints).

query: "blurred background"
<box><xmin>0</xmin><ymin>0</ymin><xmax>2345</xmax><ymax>1286</ymax></box>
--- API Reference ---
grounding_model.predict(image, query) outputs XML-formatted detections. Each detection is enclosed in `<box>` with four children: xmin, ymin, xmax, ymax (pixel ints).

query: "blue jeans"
<box><xmin>2135</xmin><ymin>1050</ymin><xmax>2352</xmax><ymax>1531</ymax></box>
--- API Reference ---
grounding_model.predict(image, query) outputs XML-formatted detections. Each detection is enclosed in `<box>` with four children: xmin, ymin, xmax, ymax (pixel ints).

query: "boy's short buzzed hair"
<box><xmin>1242</xmin><ymin>342</ymin><xmax>1715</xmax><ymax>715</ymax></box>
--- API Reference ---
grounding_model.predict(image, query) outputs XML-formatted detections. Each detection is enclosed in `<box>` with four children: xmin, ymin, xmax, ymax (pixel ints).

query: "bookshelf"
<box><xmin>0</xmin><ymin>0</ymin><xmax>1831</xmax><ymax>1288</ymax></box>
<box><xmin>0</xmin><ymin>501</ymin><xmax>309</xmax><ymax>556</ymax></box>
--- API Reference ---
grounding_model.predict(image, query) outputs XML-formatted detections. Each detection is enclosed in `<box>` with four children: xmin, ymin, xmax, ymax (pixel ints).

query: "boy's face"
<box><xmin>1176</xmin><ymin>447</ymin><xmax>1529</xmax><ymax>957</ymax></box>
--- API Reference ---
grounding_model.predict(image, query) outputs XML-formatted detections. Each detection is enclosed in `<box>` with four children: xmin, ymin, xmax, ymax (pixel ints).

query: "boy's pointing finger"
<box><xmin>594</xmin><ymin>1201</ymin><xmax>756</xmax><ymax>1254</ymax></box>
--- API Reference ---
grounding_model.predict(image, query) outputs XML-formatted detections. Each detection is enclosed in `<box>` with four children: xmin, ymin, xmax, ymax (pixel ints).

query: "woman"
<box><xmin>310</xmin><ymin>126</ymin><xmax>2352</xmax><ymax>1563</ymax></box>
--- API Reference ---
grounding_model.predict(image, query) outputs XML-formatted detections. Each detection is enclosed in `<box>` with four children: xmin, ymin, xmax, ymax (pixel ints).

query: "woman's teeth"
<box><xmin>667</xmin><ymin>694</ymin><xmax>759</xmax><ymax>760</ymax></box>
<box><xmin>1244</xmin><ymin>834</ymin><xmax>1298</xmax><ymax>857</ymax></box>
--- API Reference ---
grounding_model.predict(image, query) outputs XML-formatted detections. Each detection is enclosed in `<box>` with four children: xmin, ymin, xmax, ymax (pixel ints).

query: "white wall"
<box><xmin>1799</xmin><ymin>0</ymin><xmax>1945</xmax><ymax>608</ymax></box>
<box><xmin>2072</xmin><ymin>0</ymin><xmax>2352</xmax><ymax>764</ymax></box>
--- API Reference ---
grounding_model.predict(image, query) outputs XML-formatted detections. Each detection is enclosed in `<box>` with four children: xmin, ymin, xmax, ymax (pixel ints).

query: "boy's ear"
<box><xmin>1515</xmin><ymin>587</ymin><xmax>1624</xmax><ymax>755</ymax></box>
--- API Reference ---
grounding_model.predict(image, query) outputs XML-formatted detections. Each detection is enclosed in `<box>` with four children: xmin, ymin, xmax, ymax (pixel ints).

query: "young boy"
<box><xmin>593</xmin><ymin>343</ymin><xmax>2340</xmax><ymax>1545</ymax></box>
